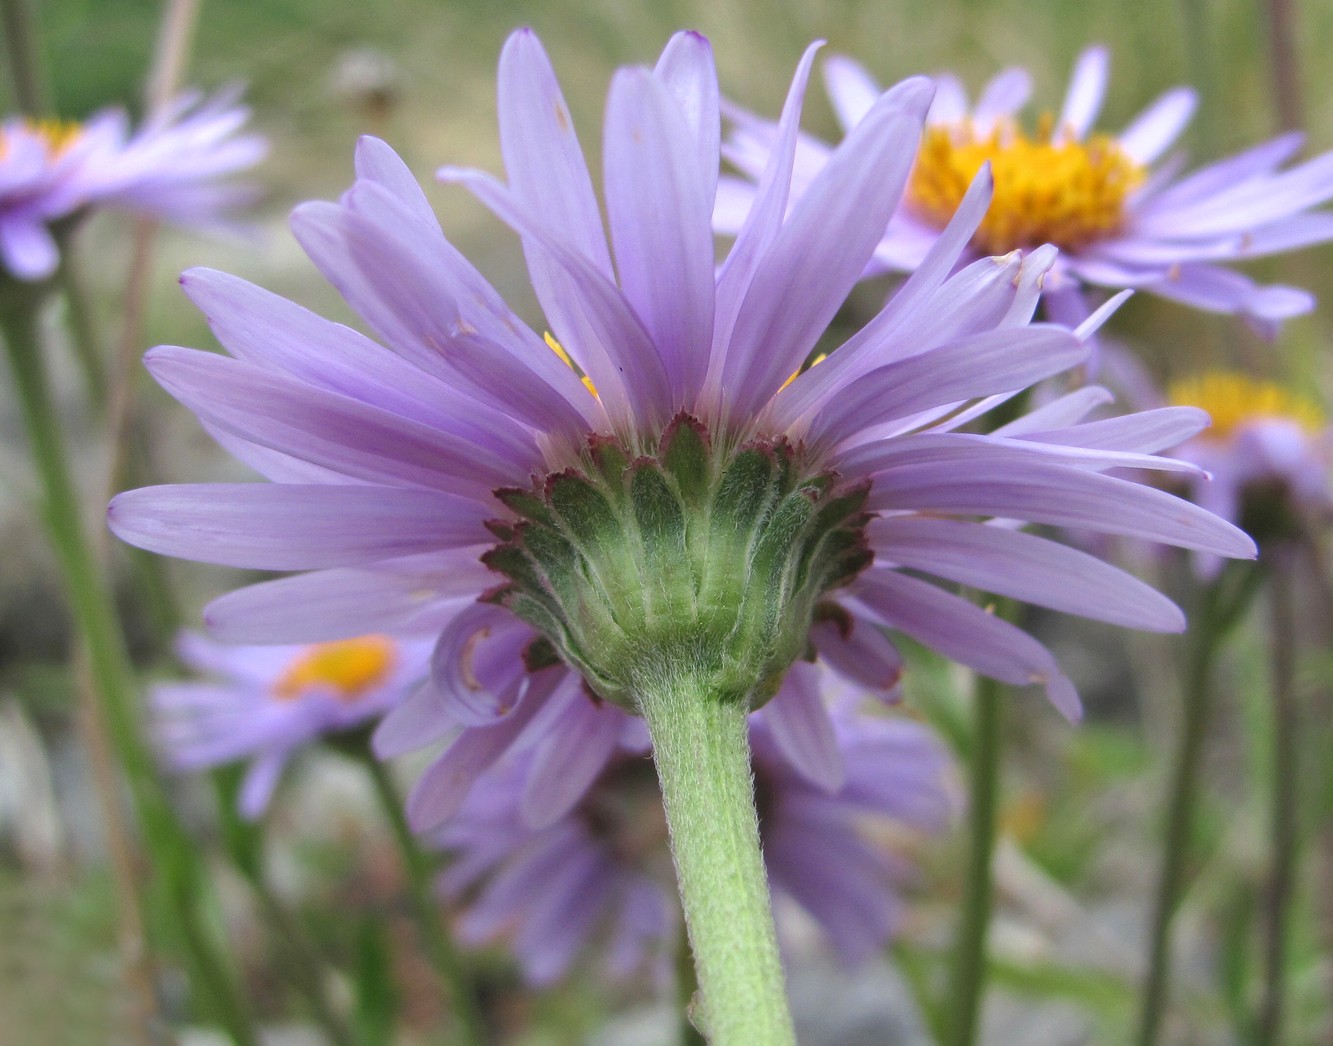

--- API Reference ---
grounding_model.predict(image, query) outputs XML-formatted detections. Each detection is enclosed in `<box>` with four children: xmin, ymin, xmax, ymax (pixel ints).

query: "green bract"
<box><xmin>483</xmin><ymin>413</ymin><xmax>872</xmax><ymax>713</ymax></box>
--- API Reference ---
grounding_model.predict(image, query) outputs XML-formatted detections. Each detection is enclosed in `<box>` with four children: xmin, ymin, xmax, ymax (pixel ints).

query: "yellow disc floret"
<box><xmin>1168</xmin><ymin>371</ymin><xmax>1326</xmax><ymax>440</ymax></box>
<box><xmin>0</xmin><ymin>118</ymin><xmax>84</xmax><ymax>160</ymax></box>
<box><xmin>906</xmin><ymin>115</ymin><xmax>1145</xmax><ymax>254</ymax></box>
<box><xmin>273</xmin><ymin>635</ymin><xmax>398</xmax><ymax>702</ymax></box>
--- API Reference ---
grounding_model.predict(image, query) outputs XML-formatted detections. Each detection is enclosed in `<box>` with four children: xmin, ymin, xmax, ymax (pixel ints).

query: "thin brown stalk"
<box><xmin>0</xmin><ymin>0</ymin><xmax>51</xmax><ymax>114</ymax></box>
<box><xmin>1263</xmin><ymin>0</ymin><xmax>1304</xmax><ymax>132</ymax></box>
<box><xmin>74</xmin><ymin>652</ymin><xmax>159</xmax><ymax>1046</ymax></box>
<box><xmin>104</xmin><ymin>0</ymin><xmax>202</xmax><ymax>509</ymax></box>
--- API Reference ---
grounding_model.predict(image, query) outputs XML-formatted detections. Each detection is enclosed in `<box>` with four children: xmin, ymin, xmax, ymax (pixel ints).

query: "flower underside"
<box><xmin>272</xmin><ymin>635</ymin><xmax>397</xmax><ymax>702</ymax></box>
<box><xmin>483</xmin><ymin>413</ymin><xmax>873</xmax><ymax>713</ymax></box>
<box><xmin>1168</xmin><ymin>371</ymin><xmax>1325</xmax><ymax>439</ymax></box>
<box><xmin>906</xmin><ymin>116</ymin><xmax>1144</xmax><ymax>254</ymax></box>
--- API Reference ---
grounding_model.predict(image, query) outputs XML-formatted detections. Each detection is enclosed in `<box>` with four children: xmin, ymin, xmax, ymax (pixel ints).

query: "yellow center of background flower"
<box><xmin>0</xmin><ymin>118</ymin><xmax>84</xmax><ymax>161</ymax></box>
<box><xmin>272</xmin><ymin>635</ymin><xmax>398</xmax><ymax>702</ymax></box>
<box><xmin>906</xmin><ymin>116</ymin><xmax>1145</xmax><ymax>254</ymax></box>
<box><xmin>1168</xmin><ymin>371</ymin><xmax>1325</xmax><ymax>440</ymax></box>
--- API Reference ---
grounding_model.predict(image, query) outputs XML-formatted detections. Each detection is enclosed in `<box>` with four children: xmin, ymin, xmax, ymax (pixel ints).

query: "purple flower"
<box><xmin>435</xmin><ymin>675</ymin><xmax>956</xmax><ymax>983</ymax></box>
<box><xmin>152</xmin><ymin>631</ymin><xmax>431</xmax><ymax>818</ymax></box>
<box><xmin>718</xmin><ymin>46</ymin><xmax>1333</xmax><ymax>335</ymax></box>
<box><xmin>0</xmin><ymin>90</ymin><xmax>265</xmax><ymax>281</ymax></box>
<box><xmin>110</xmin><ymin>31</ymin><xmax>1252</xmax><ymax>833</ymax></box>
<box><xmin>1166</xmin><ymin>371</ymin><xmax>1330</xmax><ymax>573</ymax></box>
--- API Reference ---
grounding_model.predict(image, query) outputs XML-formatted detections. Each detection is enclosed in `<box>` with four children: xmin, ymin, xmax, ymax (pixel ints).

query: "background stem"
<box><xmin>0</xmin><ymin>301</ymin><xmax>257</xmax><ymax>1045</ymax></box>
<box><xmin>363</xmin><ymin>754</ymin><xmax>487</xmax><ymax>1046</ymax></box>
<box><xmin>0</xmin><ymin>0</ymin><xmax>51</xmax><ymax>114</ymax></box>
<box><xmin>1138</xmin><ymin>565</ymin><xmax>1263</xmax><ymax>1045</ymax></box>
<box><xmin>1256</xmin><ymin>561</ymin><xmax>1298</xmax><ymax>1045</ymax></box>
<box><xmin>945</xmin><ymin>673</ymin><xmax>1003</xmax><ymax>1046</ymax></box>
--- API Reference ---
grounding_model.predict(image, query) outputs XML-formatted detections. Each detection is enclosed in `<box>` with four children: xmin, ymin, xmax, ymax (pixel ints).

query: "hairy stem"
<box><xmin>638</xmin><ymin>675</ymin><xmax>795</xmax><ymax>1045</ymax></box>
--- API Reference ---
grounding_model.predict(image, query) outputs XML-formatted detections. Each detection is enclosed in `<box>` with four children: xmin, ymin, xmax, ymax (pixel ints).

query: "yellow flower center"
<box><xmin>1168</xmin><ymin>371</ymin><xmax>1325</xmax><ymax>440</ymax></box>
<box><xmin>0</xmin><ymin>118</ymin><xmax>84</xmax><ymax>161</ymax></box>
<box><xmin>545</xmin><ymin>331</ymin><xmax>598</xmax><ymax>398</ymax></box>
<box><xmin>272</xmin><ymin>636</ymin><xmax>398</xmax><ymax>702</ymax></box>
<box><xmin>906</xmin><ymin>115</ymin><xmax>1145</xmax><ymax>254</ymax></box>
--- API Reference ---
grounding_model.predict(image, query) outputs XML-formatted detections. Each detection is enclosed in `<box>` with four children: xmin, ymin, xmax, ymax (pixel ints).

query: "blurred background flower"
<box><xmin>719</xmin><ymin>44</ymin><xmax>1333</xmax><ymax>335</ymax></box>
<box><xmin>152</xmin><ymin>631</ymin><xmax>432</xmax><ymax>818</ymax></box>
<box><xmin>0</xmin><ymin>89</ymin><xmax>263</xmax><ymax>280</ymax></box>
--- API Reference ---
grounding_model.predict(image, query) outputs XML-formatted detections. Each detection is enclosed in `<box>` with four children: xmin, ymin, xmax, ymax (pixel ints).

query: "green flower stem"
<box><xmin>1256</xmin><ymin>562</ymin><xmax>1297</xmax><ymax>1046</ymax></box>
<box><xmin>1137</xmin><ymin>563</ymin><xmax>1263</xmax><ymax>1046</ymax></box>
<box><xmin>54</xmin><ymin>244</ymin><xmax>109</xmax><ymax>402</ymax></box>
<box><xmin>248</xmin><ymin>879</ymin><xmax>362</xmax><ymax>1046</ymax></box>
<box><xmin>945</xmin><ymin>673</ymin><xmax>1004</xmax><ymax>1046</ymax></box>
<box><xmin>0</xmin><ymin>0</ymin><xmax>51</xmax><ymax>114</ymax></box>
<box><xmin>638</xmin><ymin>676</ymin><xmax>795</xmax><ymax>1046</ymax></box>
<box><xmin>363</xmin><ymin>753</ymin><xmax>487</xmax><ymax>1046</ymax></box>
<box><xmin>0</xmin><ymin>299</ymin><xmax>257</xmax><ymax>1046</ymax></box>
<box><xmin>675</xmin><ymin>930</ymin><xmax>707</xmax><ymax>1046</ymax></box>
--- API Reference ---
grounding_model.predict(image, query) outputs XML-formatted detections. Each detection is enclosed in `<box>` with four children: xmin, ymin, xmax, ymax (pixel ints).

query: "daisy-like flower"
<box><xmin>435</xmin><ymin>679</ymin><xmax>955</xmax><ymax>984</ymax></box>
<box><xmin>718</xmin><ymin>46</ymin><xmax>1333</xmax><ymax>335</ymax></box>
<box><xmin>1166</xmin><ymin>371</ymin><xmax>1330</xmax><ymax>573</ymax></box>
<box><xmin>152</xmin><ymin>631</ymin><xmax>430</xmax><ymax>819</ymax></box>
<box><xmin>0</xmin><ymin>89</ymin><xmax>265</xmax><ymax>281</ymax></box>
<box><xmin>109</xmin><ymin>30</ymin><xmax>1253</xmax><ymax>838</ymax></box>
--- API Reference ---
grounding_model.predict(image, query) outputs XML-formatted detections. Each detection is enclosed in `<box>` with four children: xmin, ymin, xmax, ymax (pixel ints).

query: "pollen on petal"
<box><xmin>544</xmin><ymin>331</ymin><xmax>599</xmax><ymax>398</ymax></box>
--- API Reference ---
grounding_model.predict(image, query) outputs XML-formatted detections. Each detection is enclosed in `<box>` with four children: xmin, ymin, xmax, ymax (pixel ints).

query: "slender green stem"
<box><xmin>1137</xmin><ymin>623</ymin><xmax>1211</xmax><ymax>1046</ymax></box>
<box><xmin>0</xmin><ymin>0</ymin><xmax>51</xmax><ymax>114</ymax></box>
<box><xmin>1138</xmin><ymin>565</ymin><xmax>1263</xmax><ymax>1046</ymax></box>
<box><xmin>1256</xmin><ymin>563</ymin><xmax>1298</xmax><ymax>1045</ymax></box>
<box><xmin>249</xmin><ymin>879</ymin><xmax>362</xmax><ymax>1046</ymax></box>
<box><xmin>0</xmin><ymin>298</ymin><xmax>258</xmax><ymax>1045</ymax></box>
<box><xmin>637</xmin><ymin>675</ymin><xmax>795</xmax><ymax>1046</ymax></box>
<box><xmin>945</xmin><ymin>673</ymin><xmax>1003</xmax><ymax>1046</ymax></box>
<box><xmin>54</xmin><ymin>244</ymin><xmax>109</xmax><ymax>403</ymax></box>
<box><xmin>363</xmin><ymin>754</ymin><xmax>487</xmax><ymax>1046</ymax></box>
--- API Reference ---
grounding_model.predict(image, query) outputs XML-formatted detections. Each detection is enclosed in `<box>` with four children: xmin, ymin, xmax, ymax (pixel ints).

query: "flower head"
<box><xmin>435</xmin><ymin>675</ymin><xmax>956</xmax><ymax>983</ymax></box>
<box><xmin>719</xmin><ymin>45</ymin><xmax>1333</xmax><ymax>334</ymax></box>
<box><xmin>111</xmin><ymin>31</ymin><xmax>1252</xmax><ymax>830</ymax></box>
<box><xmin>1166</xmin><ymin>371</ymin><xmax>1330</xmax><ymax>568</ymax></box>
<box><xmin>0</xmin><ymin>90</ymin><xmax>265</xmax><ymax>281</ymax></box>
<box><xmin>152</xmin><ymin>631</ymin><xmax>430</xmax><ymax>818</ymax></box>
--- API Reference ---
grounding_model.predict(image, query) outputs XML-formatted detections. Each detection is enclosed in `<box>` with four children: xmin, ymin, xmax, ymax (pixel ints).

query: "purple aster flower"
<box><xmin>152</xmin><ymin>631</ymin><xmax>431</xmax><ymax>818</ymax></box>
<box><xmin>718</xmin><ymin>45</ymin><xmax>1333</xmax><ymax>335</ymax></box>
<box><xmin>0</xmin><ymin>89</ymin><xmax>265</xmax><ymax>281</ymax></box>
<box><xmin>109</xmin><ymin>31</ymin><xmax>1253</xmax><ymax>836</ymax></box>
<box><xmin>435</xmin><ymin>674</ymin><xmax>956</xmax><ymax>983</ymax></box>
<box><xmin>1165</xmin><ymin>371</ymin><xmax>1331</xmax><ymax>574</ymax></box>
